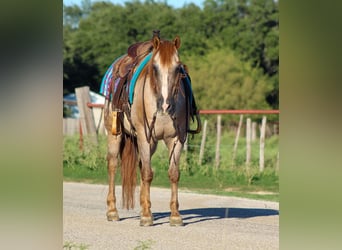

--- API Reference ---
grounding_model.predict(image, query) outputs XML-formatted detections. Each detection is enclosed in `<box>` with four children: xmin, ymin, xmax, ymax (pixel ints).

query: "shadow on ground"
<box><xmin>153</xmin><ymin>207</ymin><xmax>279</xmax><ymax>226</ymax></box>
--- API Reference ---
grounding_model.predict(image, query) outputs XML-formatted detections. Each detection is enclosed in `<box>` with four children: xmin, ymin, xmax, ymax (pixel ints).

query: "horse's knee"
<box><xmin>107</xmin><ymin>152</ymin><xmax>117</xmax><ymax>169</ymax></box>
<box><xmin>107</xmin><ymin>135</ymin><xmax>121</xmax><ymax>161</ymax></box>
<box><xmin>141</xmin><ymin>168</ymin><xmax>154</xmax><ymax>182</ymax></box>
<box><xmin>107</xmin><ymin>137</ymin><xmax>121</xmax><ymax>161</ymax></box>
<box><xmin>168</xmin><ymin>168</ymin><xmax>180</xmax><ymax>183</ymax></box>
<box><xmin>108</xmin><ymin>145</ymin><xmax>119</xmax><ymax>157</ymax></box>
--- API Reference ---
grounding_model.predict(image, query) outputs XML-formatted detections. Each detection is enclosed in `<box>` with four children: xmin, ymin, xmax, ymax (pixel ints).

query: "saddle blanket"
<box><xmin>99</xmin><ymin>53</ymin><xmax>152</xmax><ymax>104</ymax></box>
<box><xmin>99</xmin><ymin>55</ymin><xmax>125</xmax><ymax>99</ymax></box>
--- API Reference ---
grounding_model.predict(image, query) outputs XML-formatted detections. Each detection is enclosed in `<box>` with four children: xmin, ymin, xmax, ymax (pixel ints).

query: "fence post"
<box><xmin>215</xmin><ymin>115</ymin><xmax>221</xmax><ymax>169</ymax></box>
<box><xmin>252</xmin><ymin>122</ymin><xmax>257</xmax><ymax>141</ymax></box>
<box><xmin>75</xmin><ymin>86</ymin><xmax>98</xmax><ymax>145</ymax></box>
<box><xmin>183</xmin><ymin>136</ymin><xmax>188</xmax><ymax>152</ymax></box>
<box><xmin>276</xmin><ymin>151</ymin><xmax>280</xmax><ymax>175</ymax></box>
<box><xmin>259</xmin><ymin>116</ymin><xmax>267</xmax><ymax>172</ymax></box>
<box><xmin>198</xmin><ymin>119</ymin><xmax>208</xmax><ymax>165</ymax></box>
<box><xmin>232</xmin><ymin>114</ymin><xmax>243</xmax><ymax>166</ymax></box>
<box><xmin>79</xmin><ymin>119</ymin><xmax>83</xmax><ymax>151</ymax></box>
<box><xmin>246</xmin><ymin>118</ymin><xmax>252</xmax><ymax>166</ymax></box>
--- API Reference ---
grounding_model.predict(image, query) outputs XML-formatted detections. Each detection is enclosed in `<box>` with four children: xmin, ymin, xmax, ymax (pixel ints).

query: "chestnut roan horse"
<box><xmin>104</xmin><ymin>34</ymin><xmax>200</xmax><ymax>226</ymax></box>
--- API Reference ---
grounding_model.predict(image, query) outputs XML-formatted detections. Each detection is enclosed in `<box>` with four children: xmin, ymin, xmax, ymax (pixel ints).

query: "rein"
<box><xmin>142</xmin><ymin>69</ymin><xmax>157</xmax><ymax>144</ymax></box>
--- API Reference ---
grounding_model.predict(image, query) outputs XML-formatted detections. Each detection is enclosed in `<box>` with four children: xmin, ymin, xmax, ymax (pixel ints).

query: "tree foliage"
<box><xmin>185</xmin><ymin>49</ymin><xmax>271</xmax><ymax>110</ymax></box>
<box><xmin>63</xmin><ymin>0</ymin><xmax>278</xmax><ymax>108</ymax></box>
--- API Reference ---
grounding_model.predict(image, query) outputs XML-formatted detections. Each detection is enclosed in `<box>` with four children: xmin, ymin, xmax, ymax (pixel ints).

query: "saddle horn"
<box><xmin>152</xmin><ymin>30</ymin><xmax>160</xmax><ymax>39</ymax></box>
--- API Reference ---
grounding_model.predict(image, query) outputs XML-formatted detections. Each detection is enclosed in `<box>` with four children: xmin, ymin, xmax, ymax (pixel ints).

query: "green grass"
<box><xmin>63</xmin><ymin>131</ymin><xmax>279</xmax><ymax>202</ymax></box>
<box><xmin>134</xmin><ymin>239</ymin><xmax>156</xmax><ymax>250</ymax></box>
<box><xmin>63</xmin><ymin>241</ymin><xmax>89</xmax><ymax>250</ymax></box>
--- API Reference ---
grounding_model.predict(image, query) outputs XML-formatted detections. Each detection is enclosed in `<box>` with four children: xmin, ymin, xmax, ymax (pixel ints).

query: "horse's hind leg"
<box><xmin>166</xmin><ymin>138</ymin><xmax>184</xmax><ymax>226</ymax></box>
<box><xmin>106</xmin><ymin>134</ymin><xmax>122</xmax><ymax>221</ymax></box>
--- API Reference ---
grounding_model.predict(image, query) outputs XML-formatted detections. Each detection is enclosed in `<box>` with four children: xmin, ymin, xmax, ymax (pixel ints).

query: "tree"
<box><xmin>185</xmin><ymin>49</ymin><xmax>272</xmax><ymax>110</ymax></box>
<box><xmin>63</xmin><ymin>4</ymin><xmax>83</xmax><ymax>29</ymax></box>
<box><xmin>63</xmin><ymin>0</ymin><xmax>278</xmax><ymax>108</ymax></box>
<box><xmin>202</xmin><ymin>0</ymin><xmax>279</xmax><ymax>108</ymax></box>
<box><xmin>174</xmin><ymin>4</ymin><xmax>208</xmax><ymax>56</ymax></box>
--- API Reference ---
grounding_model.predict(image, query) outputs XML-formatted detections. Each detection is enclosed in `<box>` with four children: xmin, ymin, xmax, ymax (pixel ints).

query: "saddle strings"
<box><xmin>142</xmin><ymin>68</ymin><xmax>157</xmax><ymax>144</ymax></box>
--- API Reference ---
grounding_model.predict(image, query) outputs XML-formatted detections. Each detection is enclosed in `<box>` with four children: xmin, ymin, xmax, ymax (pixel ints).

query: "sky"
<box><xmin>63</xmin><ymin>0</ymin><xmax>204</xmax><ymax>9</ymax></box>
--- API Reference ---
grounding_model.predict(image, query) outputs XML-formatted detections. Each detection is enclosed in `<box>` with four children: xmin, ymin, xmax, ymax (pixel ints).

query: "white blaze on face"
<box><xmin>154</xmin><ymin>51</ymin><xmax>179</xmax><ymax>113</ymax></box>
<box><xmin>161</xmin><ymin>68</ymin><xmax>169</xmax><ymax>112</ymax></box>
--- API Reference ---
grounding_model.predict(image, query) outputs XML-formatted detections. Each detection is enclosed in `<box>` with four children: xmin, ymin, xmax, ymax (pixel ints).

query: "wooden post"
<box><xmin>215</xmin><ymin>115</ymin><xmax>221</xmax><ymax>169</ymax></box>
<box><xmin>246</xmin><ymin>118</ymin><xmax>252</xmax><ymax>166</ymax></box>
<box><xmin>265</xmin><ymin>124</ymin><xmax>272</xmax><ymax>138</ymax></box>
<box><xmin>252</xmin><ymin>122</ymin><xmax>257</xmax><ymax>141</ymax></box>
<box><xmin>75</xmin><ymin>86</ymin><xmax>98</xmax><ymax>145</ymax></box>
<box><xmin>63</xmin><ymin>118</ymin><xmax>79</xmax><ymax>136</ymax></box>
<box><xmin>79</xmin><ymin>119</ymin><xmax>83</xmax><ymax>151</ymax></box>
<box><xmin>232</xmin><ymin>114</ymin><xmax>243</xmax><ymax>166</ymax></box>
<box><xmin>276</xmin><ymin>151</ymin><xmax>280</xmax><ymax>175</ymax></box>
<box><xmin>198</xmin><ymin>119</ymin><xmax>208</xmax><ymax>165</ymax></box>
<box><xmin>273</xmin><ymin>123</ymin><xmax>277</xmax><ymax>136</ymax></box>
<box><xmin>183</xmin><ymin>136</ymin><xmax>188</xmax><ymax>152</ymax></box>
<box><xmin>259</xmin><ymin>116</ymin><xmax>267</xmax><ymax>172</ymax></box>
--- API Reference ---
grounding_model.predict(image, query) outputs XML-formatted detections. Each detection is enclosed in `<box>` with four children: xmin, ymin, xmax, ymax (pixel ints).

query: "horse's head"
<box><xmin>149</xmin><ymin>35</ymin><xmax>182</xmax><ymax>113</ymax></box>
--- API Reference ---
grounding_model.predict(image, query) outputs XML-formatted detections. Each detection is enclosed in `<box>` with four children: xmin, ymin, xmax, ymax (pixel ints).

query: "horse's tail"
<box><xmin>120</xmin><ymin>135</ymin><xmax>138</xmax><ymax>210</ymax></box>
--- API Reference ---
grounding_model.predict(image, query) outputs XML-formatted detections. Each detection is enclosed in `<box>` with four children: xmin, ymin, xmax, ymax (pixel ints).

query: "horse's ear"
<box><xmin>153</xmin><ymin>36</ymin><xmax>160</xmax><ymax>50</ymax></box>
<box><xmin>174</xmin><ymin>36</ymin><xmax>181</xmax><ymax>49</ymax></box>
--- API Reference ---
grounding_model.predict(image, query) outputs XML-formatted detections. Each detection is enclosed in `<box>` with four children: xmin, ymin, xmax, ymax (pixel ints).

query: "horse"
<box><xmin>103</xmin><ymin>34</ymin><xmax>200</xmax><ymax>226</ymax></box>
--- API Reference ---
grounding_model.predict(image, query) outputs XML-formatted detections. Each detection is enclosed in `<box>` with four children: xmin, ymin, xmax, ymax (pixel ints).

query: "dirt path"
<box><xmin>63</xmin><ymin>182</ymin><xmax>279</xmax><ymax>249</ymax></box>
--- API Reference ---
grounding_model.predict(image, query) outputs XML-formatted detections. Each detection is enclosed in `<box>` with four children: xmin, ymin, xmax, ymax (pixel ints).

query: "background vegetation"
<box><xmin>63</xmin><ymin>129</ymin><xmax>279</xmax><ymax>201</ymax></box>
<box><xmin>63</xmin><ymin>0</ymin><xmax>279</xmax><ymax>110</ymax></box>
<box><xmin>63</xmin><ymin>0</ymin><xmax>279</xmax><ymax>200</ymax></box>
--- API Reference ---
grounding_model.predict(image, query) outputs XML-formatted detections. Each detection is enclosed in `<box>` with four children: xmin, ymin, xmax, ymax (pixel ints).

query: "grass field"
<box><xmin>63</xmin><ymin>129</ymin><xmax>279</xmax><ymax>202</ymax></box>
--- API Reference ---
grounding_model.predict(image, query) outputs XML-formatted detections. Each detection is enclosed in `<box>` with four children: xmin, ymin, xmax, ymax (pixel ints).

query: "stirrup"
<box><xmin>111</xmin><ymin>110</ymin><xmax>122</xmax><ymax>135</ymax></box>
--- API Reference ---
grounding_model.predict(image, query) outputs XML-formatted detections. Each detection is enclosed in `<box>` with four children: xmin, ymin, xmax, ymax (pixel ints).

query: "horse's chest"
<box><xmin>153</xmin><ymin>113</ymin><xmax>177</xmax><ymax>139</ymax></box>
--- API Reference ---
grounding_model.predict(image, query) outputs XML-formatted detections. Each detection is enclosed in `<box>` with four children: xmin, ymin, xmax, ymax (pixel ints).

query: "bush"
<box><xmin>63</xmin><ymin>135</ymin><xmax>107</xmax><ymax>171</ymax></box>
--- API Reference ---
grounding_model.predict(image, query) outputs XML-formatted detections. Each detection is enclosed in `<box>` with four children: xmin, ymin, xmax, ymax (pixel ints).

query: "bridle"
<box><xmin>139</xmin><ymin>44</ymin><xmax>201</xmax><ymax>144</ymax></box>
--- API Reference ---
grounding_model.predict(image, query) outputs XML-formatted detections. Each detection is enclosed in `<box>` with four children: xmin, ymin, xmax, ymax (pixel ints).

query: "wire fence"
<box><xmin>64</xmin><ymin>86</ymin><xmax>279</xmax><ymax>172</ymax></box>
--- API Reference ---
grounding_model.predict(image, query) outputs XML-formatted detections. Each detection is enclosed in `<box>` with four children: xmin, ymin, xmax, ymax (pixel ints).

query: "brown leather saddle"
<box><xmin>109</xmin><ymin>39</ymin><xmax>154</xmax><ymax>135</ymax></box>
<box><xmin>110</xmin><ymin>41</ymin><xmax>153</xmax><ymax>109</ymax></box>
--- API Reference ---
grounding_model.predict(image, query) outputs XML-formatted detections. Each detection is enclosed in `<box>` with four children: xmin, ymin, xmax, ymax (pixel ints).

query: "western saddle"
<box><xmin>109</xmin><ymin>30</ymin><xmax>200</xmax><ymax>136</ymax></box>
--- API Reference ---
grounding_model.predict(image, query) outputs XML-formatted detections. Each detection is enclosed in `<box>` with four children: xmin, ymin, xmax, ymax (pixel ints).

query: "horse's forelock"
<box><xmin>157</xmin><ymin>40</ymin><xmax>178</xmax><ymax>67</ymax></box>
<box><xmin>147</xmin><ymin>40</ymin><xmax>180</xmax><ymax>96</ymax></box>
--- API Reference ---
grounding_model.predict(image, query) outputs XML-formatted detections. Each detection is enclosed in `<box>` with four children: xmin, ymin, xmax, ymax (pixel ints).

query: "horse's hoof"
<box><xmin>140</xmin><ymin>216</ymin><xmax>153</xmax><ymax>226</ymax></box>
<box><xmin>107</xmin><ymin>211</ymin><xmax>120</xmax><ymax>221</ymax></box>
<box><xmin>170</xmin><ymin>216</ymin><xmax>183</xmax><ymax>226</ymax></box>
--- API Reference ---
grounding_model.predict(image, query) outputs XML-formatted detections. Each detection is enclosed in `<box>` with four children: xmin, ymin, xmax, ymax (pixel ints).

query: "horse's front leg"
<box><xmin>138</xmin><ymin>139</ymin><xmax>155</xmax><ymax>226</ymax></box>
<box><xmin>106</xmin><ymin>134</ymin><xmax>122</xmax><ymax>221</ymax></box>
<box><xmin>166</xmin><ymin>138</ymin><xmax>184</xmax><ymax>226</ymax></box>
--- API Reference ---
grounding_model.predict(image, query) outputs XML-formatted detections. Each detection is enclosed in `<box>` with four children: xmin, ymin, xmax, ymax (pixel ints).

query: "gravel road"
<box><xmin>63</xmin><ymin>182</ymin><xmax>279</xmax><ymax>250</ymax></box>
